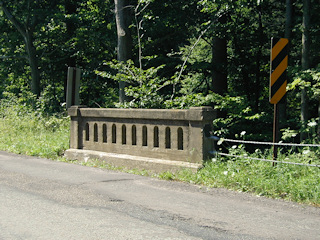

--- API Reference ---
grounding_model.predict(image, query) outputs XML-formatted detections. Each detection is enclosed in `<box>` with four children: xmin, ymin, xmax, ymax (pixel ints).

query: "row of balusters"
<box><xmin>84</xmin><ymin>123</ymin><xmax>184</xmax><ymax>150</ymax></box>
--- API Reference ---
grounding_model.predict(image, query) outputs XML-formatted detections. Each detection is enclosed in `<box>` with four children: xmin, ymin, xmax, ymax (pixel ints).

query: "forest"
<box><xmin>0</xmin><ymin>0</ymin><xmax>319</xmax><ymax>143</ymax></box>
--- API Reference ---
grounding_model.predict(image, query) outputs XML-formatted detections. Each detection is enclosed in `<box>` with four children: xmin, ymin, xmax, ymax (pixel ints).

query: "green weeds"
<box><xmin>157</xmin><ymin>158</ymin><xmax>320</xmax><ymax>207</ymax></box>
<box><xmin>0</xmin><ymin>96</ymin><xmax>69</xmax><ymax>159</ymax></box>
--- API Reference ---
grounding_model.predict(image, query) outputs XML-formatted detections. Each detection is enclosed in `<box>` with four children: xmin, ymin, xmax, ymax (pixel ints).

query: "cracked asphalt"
<box><xmin>0</xmin><ymin>151</ymin><xmax>319</xmax><ymax>239</ymax></box>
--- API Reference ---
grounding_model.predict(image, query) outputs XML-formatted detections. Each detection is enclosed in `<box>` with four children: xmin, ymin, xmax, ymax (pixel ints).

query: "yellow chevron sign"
<box><xmin>270</xmin><ymin>38</ymin><xmax>288</xmax><ymax>104</ymax></box>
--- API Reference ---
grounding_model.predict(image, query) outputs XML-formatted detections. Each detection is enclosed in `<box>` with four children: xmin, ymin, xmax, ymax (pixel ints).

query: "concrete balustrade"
<box><xmin>65</xmin><ymin>106</ymin><xmax>216</xmax><ymax>172</ymax></box>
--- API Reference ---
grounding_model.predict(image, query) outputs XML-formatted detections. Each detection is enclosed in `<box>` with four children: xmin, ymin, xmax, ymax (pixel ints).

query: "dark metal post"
<box><xmin>273</xmin><ymin>103</ymin><xmax>279</xmax><ymax>166</ymax></box>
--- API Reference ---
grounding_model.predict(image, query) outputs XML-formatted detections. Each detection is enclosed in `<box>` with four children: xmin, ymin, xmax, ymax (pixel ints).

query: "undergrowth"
<box><xmin>169</xmin><ymin>159</ymin><xmax>320</xmax><ymax>207</ymax></box>
<box><xmin>0</xmin><ymin>94</ymin><xmax>69</xmax><ymax>159</ymax></box>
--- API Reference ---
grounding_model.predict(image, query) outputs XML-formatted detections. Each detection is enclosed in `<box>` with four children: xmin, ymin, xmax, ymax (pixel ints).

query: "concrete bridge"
<box><xmin>65</xmin><ymin>106</ymin><xmax>216</xmax><ymax>172</ymax></box>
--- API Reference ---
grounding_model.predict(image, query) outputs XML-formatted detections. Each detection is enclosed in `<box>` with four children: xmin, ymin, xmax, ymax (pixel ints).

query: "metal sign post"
<box><xmin>270</xmin><ymin>37</ymin><xmax>288</xmax><ymax>165</ymax></box>
<box><xmin>272</xmin><ymin>104</ymin><xmax>279</xmax><ymax>166</ymax></box>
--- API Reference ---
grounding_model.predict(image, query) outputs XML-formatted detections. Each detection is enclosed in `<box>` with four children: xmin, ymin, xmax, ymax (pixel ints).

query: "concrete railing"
<box><xmin>65</xmin><ymin>106</ymin><xmax>216</xmax><ymax>172</ymax></box>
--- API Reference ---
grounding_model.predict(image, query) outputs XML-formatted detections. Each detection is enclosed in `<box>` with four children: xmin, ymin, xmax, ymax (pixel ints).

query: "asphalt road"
<box><xmin>0</xmin><ymin>151</ymin><xmax>319</xmax><ymax>240</ymax></box>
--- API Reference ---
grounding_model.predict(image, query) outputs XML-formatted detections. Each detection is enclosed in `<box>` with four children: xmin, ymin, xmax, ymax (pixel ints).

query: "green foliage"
<box><xmin>286</xmin><ymin>66</ymin><xmax>320</xmax><ymax>142</ymax></box>
<box><xmin>0</xmin><ymin>0</ymin><xmax>116</xmax><ymax>109</ymax></box>
<box><xmin>0</xmin><ymin>93</ymin><xmax>69</xmax><ymax>159</ymax></box>
<box><xmin>96</xmin><ymin>59</ymin><xmax>171</xmax><ymax>108</ymax></box>
<box><xmin>1</xmin><ymin>0</ymin><xmax>319</xmax><ymax>134</ymax></box>
<box><xmin>208</xmin><ymin>94</ymin><xmax>271</xmax><ymax>140</ymax></box>
<box><xmin>289</xmin><ymin>66</ymin><xmax>320</xmax><ymax>99</ymax></box>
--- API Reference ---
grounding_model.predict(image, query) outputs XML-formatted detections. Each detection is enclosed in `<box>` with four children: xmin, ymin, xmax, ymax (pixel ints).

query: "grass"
<box><xmin>174</xmin><ymin>159</ymin><xmax>320</xmax><ymax>206</ymax></box>
<box><xmin>0</xmin><ymin>101</ymin><xmax>69</xmax><ymax>160</ymax></box>
<box><xmin>0</xmin><ymin>101</ymin><xmax>319</xmax><ymax>207</ymax></box>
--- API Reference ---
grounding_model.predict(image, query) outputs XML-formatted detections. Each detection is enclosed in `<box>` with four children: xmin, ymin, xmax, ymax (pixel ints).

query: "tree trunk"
<box><xmin>254</xmin><ymin>4</ymin><xmax>263</xmax><ymax>113</ymax></box>
<box><xmin>211</xmin><ymin>12</ymin><xmax>227</xmax><ymax>97</ymax></box>
<box><xmin>279</xmin><ymin>0</ymin><xmax>293</xmax><ymax>129</ymax></box>
<box><xmin>0</xmin><ymin>1</ymin><xmax>41</xmax><ymax>97</ymax></box>
<box><xmin>285</xmin><ymin>0</ymin><xmax>293</xmax><ymax>39</ymax></box>
<box><xmin>65</xmin><ymin>0</ymin><xmax>77</xmax><ymax>99</ymax></box>
<box><xmin>300</xmin><ymin>0</ymin><xmax>310</xmax><ymax>141</ymax></box>
<box><xmin>114</xmin><ymin>0</ymin><xmax>132</xmax><ymax>103</ymax></box>
<box><xmin>211</xmin><ymin>12</ymin><xmax>228</xmax><ymax>96</ymax></box>
<box><xmin>211</xmin><ymin>37</ymin><xmax>227</xmax><ymax>95</ymax></box>
<box><xmin>318</xmin><ymin>100</ymin><xmax>320</xmax><ymax>138</ymax></box>
<box><xmin>25</xmin><ymin>31</ymin><xmax>40</xmax><ymax>97</ymax></box>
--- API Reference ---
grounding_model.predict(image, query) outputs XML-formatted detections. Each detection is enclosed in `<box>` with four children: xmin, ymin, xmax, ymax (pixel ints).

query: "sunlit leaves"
<box><xmin>96</xmin><ymin>59</ymin><xmax>169</xmax><ymax>108</ymax></box>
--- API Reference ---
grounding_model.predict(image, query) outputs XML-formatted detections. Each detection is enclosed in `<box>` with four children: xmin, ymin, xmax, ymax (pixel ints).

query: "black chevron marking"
<box><xmin>271</xmin><ymin>70</ymin><xmax>286</xmax><ymax>97</ymax></box>
<box><xmin>272</xmin><ymin>44</ymin><xmax>288</xmax><ymax>71</ymax></box>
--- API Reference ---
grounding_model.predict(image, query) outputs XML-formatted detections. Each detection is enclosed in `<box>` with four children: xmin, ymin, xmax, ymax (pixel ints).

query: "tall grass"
<box><xmin>0</xmin><ymin>96</ymin><xmax>69</xmax><ymax>159</ymax></box>
<box><xmin>166</xmin><ymin>158</ymin><xmax>320</xmax><ymax>206</ymax></box>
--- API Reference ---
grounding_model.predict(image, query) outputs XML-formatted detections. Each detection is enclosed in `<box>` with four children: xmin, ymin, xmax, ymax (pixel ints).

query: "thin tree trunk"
<box><xmin>211</xmin><ymin>15</ymin><xmax>227</xmax><ymax>97</ymax></box>
<box><xmin>114</xmin><ymin>0</ymin><xmax>132</xmax><ymax>103</ymax></box>
<box><xmin>25</xmin><ymin>31</ymin><xmax>40</xmax><ymax>97</ymax></box>
<box><xmin>300</xmin><ymin>0</ymin><xmax>310</xmax><ymax>141</ymax></box>
<box><xmin>285</xmin><ymin>0</ymin><xmax>293</xmax><ymax>39</ymax></box>
<box><xmin>211</xmin><ymin>12</ymin><xmax>228</xmax><ymax>97</ymax></box>
<box><xmin>254</xmin><ymin>4</ymin><xmax>263</xmax><ymax>113</ymax></box>
<box><xmin>279</xmin><ymin>0</ymin><xmax>293</xmax><ymax>129</ymax></box>
<box><xmin>211</xmin><ymin>36</ymin><xmax>227</xmax><ymax>95</ymax></box>
<box><xmin>65</xmin><ymin>0</ymin><xmax>77</xmax><ymax>99</ymax></box>
<box><xmin>0</xmin><ymin>1</ymin><xmax>40</xmax><ymax>97</ymax></box>
<box><xmin>318</xmin><ymin>101</ymin><xmax>320</xmax><ymax>138</ymax></box>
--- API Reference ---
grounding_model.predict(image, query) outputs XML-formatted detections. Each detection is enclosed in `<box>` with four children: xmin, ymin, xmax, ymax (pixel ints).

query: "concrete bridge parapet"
<box><xmin>65</xmin><ymin>106</ymin><xmax>216</xmax><ymax>172</ymax></box>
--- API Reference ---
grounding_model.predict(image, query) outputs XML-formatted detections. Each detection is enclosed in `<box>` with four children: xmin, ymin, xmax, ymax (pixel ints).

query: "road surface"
<box><xmin>0</xmin><ymin>151</ymin><xmax>319</xmax><ymax>239</ymax></box>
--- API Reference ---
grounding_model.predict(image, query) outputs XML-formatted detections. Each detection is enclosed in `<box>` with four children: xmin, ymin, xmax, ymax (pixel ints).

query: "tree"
<box><xmin>0</xmin><ymin>1</ymin><xmax>40</xmax><ymax>96</ymax></box>
<box><xmin>114</xmin><ymin>0</ymin><xmax>133</xmax><ymax>103</ymax></box>
<box><xmin>285</xmin><ymin>0</ymin><xmax>293</xmax><ymax>40</ymax></box>
<box><xmin>300</xmin><ymin>0</ymin><xmax>311</xmax><ymax>141</ymax></box>
<box><xmin>197</xmin><ymin>1</ymin><xmax>229</xmax><ymax>97</ymax></box>
<box><xmin>211</xmin><ymin>14</ymin><xmax>228</xmax><ymax>96</ymax></box>
<box><xmin>63</xmin><ymin>0</ymin><xmax>78</xmax><ymax>98</ymax></box>
<box><xmin>278</xmin><ymin>0</ymin><xmax>294</xmax><ymax>129</ymax></box>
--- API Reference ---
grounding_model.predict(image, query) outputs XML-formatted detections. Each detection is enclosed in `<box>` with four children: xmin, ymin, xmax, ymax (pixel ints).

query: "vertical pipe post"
<box><xmin>273</xmin><ymin>103</ymin><xmax>279</xmax><ymax>166</ymax></box>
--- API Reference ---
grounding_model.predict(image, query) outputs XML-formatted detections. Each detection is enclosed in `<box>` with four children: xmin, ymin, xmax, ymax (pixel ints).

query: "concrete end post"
<box><xmin>68</xmin><ymin>106</ymin><xmax>86</xmax><ymax>149</ymax></box>
<box><xmin>187</xmin><ymin>107</ymin><xmax>216</xmax><ymax>163</ymax></box>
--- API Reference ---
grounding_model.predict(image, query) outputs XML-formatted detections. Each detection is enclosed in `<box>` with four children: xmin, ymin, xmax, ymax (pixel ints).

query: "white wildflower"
<box><xmin>217</xmin><ymin>138</ymin><xmax>224</xmax><ymax>145</ymax></box>
<box><xmin>307</xmin><ymin>121</ymin><xmax>317</xmax><ymax>127</ymax></box>
<box><xmin>302</xmin><ymin>150</ymin><xmax>310</xmax><ymax>155</ymax></box>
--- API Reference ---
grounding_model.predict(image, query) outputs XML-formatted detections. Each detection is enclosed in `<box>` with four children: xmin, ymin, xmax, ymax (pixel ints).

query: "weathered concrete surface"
<box><xmin>65</xmin><ymin>148</ymin><xmax>202</xmax><ymax>173</ymax></box>
<box><xmin>67</xmin><ymin>106</ymin><xmax>216</xmax><ymax>172</ymax></box>
<box><xmin>1</xmin><ymin>151</ymin><xmax>319</xmax><ymax>240</ymax></box>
